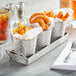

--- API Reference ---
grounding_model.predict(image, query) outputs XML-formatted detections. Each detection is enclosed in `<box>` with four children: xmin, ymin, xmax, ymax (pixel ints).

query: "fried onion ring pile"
<box><xmin>29</xmin><ymin>11</ymin><xmax>70</xmax><ymax>31</ymax></box>
<box><xmin>29</xmin><ymin>13</ymin><xmax>44</xmax><ymax>23</ymax></box>
<box><xmin>29</xmin><ymin>13</ymin><xmax>50</xmax><ymax>31</ymax></box>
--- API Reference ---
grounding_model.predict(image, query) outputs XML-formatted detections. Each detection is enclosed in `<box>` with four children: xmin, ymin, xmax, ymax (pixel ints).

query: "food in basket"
<box><xmin>29</xmin><ymin>12</ymin><xmax>44</xmax><ymax>23</ymax></box>
<box><xmin>9</xmin><ymin>9</ymin><xmax>73</xmax><ymax>64</ymax></box>
<box><xmin>57</xmin><ymin>11</ymin><xmax>70</xmax><ymax>21</ymax></box>
<box><xmin>44</xmin><ymin>11</ymin><xmax>56</xmax><ymax>18</ymax></box>
<box><xmin>44</xmin><ymin>10</ymin><xmax>70</xmax><ymax>21</ymax></box>
<box><xmin>0</xmin><ymin>9</ymin><xmax>10</xmax><ymax>42</ymax></box>
<box><xmin>29</xmin><ymin>12</ymin><xmax>50</xmax><ymax>31</ymax></box>
<box><xmin>30</xmin><ymin>12</ymin><xmax>54</xmax><ymax>50</ymax></box>
<box><xmin>11</xmin><ymin>22</ymin><xmax>42</xmax><ymax>57</ymax></box>
<box><xmin>13</xmin><ymin>22</ymin><xmax>32</xmax><ymax>35</ymax></box>
<box><xmin>51</xmin><ymin>9</ymin><xmax>71</xmax><ymax>42</ymax></box>
<box><xmin>31</xmin><ymin>15</ymin><xmax>50</xmax><ymax>24</ymax></box>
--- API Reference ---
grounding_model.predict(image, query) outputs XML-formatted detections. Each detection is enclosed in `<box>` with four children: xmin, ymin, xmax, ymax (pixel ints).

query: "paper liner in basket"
<box><xmin>36</xmin><ymin>17</ymin><xmax>54</xmax><ymax>50</ymax></box>
<box><xmin>11</xmin><ymin>23</ymin><xmax>42</xmax><ymax>57</ymax></box>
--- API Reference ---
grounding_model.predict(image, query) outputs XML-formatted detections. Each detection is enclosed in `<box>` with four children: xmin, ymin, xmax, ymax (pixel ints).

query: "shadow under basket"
<box><xmin>7</xmin><ymin>33</ymin><xmax>69</xmax><ymax>65</ymax></box>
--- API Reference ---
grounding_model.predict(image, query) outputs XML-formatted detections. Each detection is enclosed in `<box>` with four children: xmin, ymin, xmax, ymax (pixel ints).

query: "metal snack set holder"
<box><xmin>5</xmin><ymin>2</ymin><xmax>72</xmax><ymax>65</ymax></box>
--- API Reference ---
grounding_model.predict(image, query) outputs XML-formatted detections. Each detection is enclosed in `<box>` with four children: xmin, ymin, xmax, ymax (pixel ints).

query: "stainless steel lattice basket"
<box><xmin>51</xmin><ymin>21</ymin><xmax>65</xmax><ymax>42</ymax></box>
<box><xmin>12</xmin><ymin>36</ymin><xmax>37</xmax><ymax>57</ymax></box>
<box><xmin>36</xmin><ymin>26</ymin><xmax>52</xmax><ymax>50</ymax></box>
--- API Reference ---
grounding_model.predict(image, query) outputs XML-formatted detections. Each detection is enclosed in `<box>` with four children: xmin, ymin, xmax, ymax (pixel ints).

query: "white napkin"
<box><xmin>51</xmin><ymin>40</ymin><xmax>76</xmax><ymax>71</ymax></box>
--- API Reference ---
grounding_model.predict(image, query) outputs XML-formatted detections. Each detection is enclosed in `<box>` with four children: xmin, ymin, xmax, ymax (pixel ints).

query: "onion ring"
<box><xmin>29</xmin><ymin>13</ymin><xmax>44</xmax><ymax>23</ymax></box>
<box><xmin>31</xmin><ymin>15</ymin><xmax>50</xmax><ymax>24</ymax></box>
<box><xmin>29</xmin><ymin>12</ymin><xmax>50</xmax><ymax>31</ymax></box>
<box><xmin>31</xmin><ymin>18</ymin><xmax>49</xmax><ymax>31</ymax></box>
<box><xmin>31</xmin><ymin>18</ymin><xmax>45</xmax><ymax>27</ymax></box>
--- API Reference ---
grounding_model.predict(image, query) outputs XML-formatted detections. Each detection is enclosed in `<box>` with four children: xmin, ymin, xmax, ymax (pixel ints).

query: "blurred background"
<box><xmin>0</xmin><ymin>0</ymin><xmax>60</xmax><ymax>15</ymax></box>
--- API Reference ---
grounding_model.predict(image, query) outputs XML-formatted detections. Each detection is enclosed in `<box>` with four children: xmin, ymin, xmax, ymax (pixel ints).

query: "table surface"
<box><xmin>0</xmin><ymin>29</ymin><xmax>76</xmax><ymax>76</ymax></box>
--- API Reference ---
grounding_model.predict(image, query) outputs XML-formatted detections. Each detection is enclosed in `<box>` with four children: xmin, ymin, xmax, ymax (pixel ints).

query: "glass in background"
<box><xmin>12</xmin><ymin>2</ymin><xmax>26</xmax><ymax>29</ymax></box>
<box><xmin>70</xmin><ymin>0</ymin><xmax>76</xmax><ymax>35</ymax></box>
<box><xmin>0</xmin><ymin>9</ymin><xmax>10</xmax><ymax>44</ymax></box>
<box><xmin>16</xmin><ymin>2</ymin><xmax>25</xmax><ymax>24</ymax></box>
<box><xmin>5</xmin><ymin>3</ymin><xmax>15</xmax><ymax>30</ymax></box>
<box><xmin>72</xmin><ymin>0</ymin><xmax>76</xmax><ymax>20</ymax></box>
<box><xmin>6</xmin><ymin>3</ymin><xmax>14</xmax><ymax>17</ymax></box>
<box><xmin>60</xmin><ymin>0</ymin><xmax>71</xmax><ymax>8</ymax></box>
<box><xmin>60</xmin><ymin>0</ymin><xmax>74</xmax><ymax>35</ymax></box>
